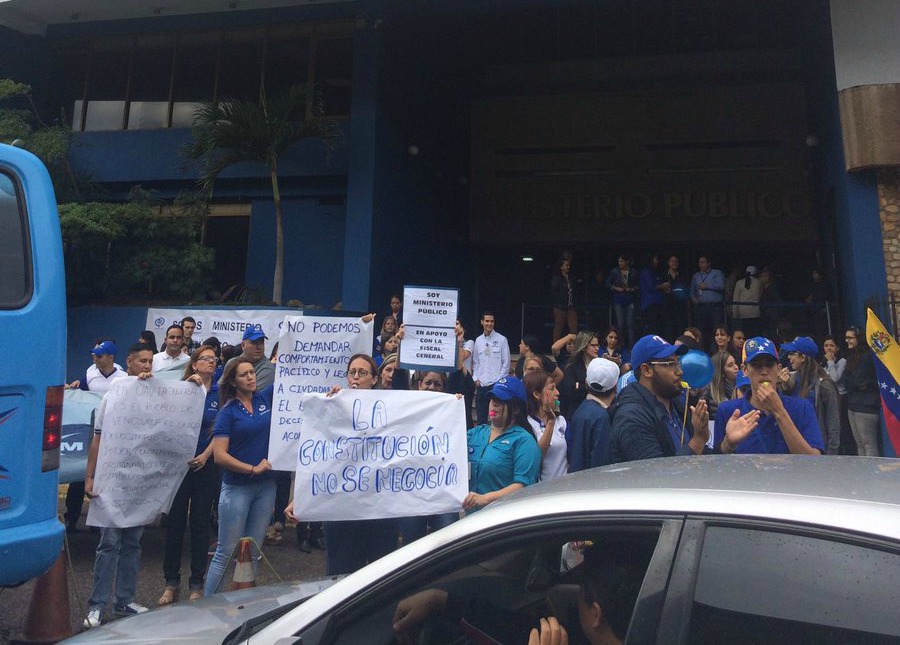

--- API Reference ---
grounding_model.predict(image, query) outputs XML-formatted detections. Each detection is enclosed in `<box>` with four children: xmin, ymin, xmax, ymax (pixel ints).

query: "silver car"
<box><xmin>62</xmin><ymin>456</ymin><xmax>900</xmax><ymax>644</ymax></box>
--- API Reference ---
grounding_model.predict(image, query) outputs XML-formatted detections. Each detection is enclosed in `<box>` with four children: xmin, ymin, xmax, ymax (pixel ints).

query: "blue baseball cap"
<box><xmin>242</xmin><ymin>325</ymin><xmax>267</xmax><ymax>341</ymax></box>
<box><xmin>91</xmin><ymin>340</ymin><xmax>117</xmax><ymax>356</ymax></box>
<box><xmin>743</xmin><ymin>337</ymin><xmax>778</xmax><ymax>363</ymax></box>
<box><xmin>782</xmin><ymin>336</ymin><xmax>818</xmax><ymax>358</ymax></box>
<box><xmin>631</xmin><ymin>334</ymin><xmax>688</xmax><ymax>369</ymax></box>
<box><xmin>490</xmin><ymin>376</ymin><xmax>526</xmax><ymax>402</ymax></box>
<box><xmin>735</xmin><ymin>372</ymin><xmax>751</xmax><ymax>390</ymax></box>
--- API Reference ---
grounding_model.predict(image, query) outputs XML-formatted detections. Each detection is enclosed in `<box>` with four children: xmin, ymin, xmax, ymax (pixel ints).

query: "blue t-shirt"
<box><xmin>714</xmin><ymin>392</ymin><xmax>824</xmax><ymax>454</ymax></box>
<box><xmin>213</xmin><ymin>385</ymin><xmax>274</xmax><ymax>485</ymax></box>
<box><xmin>195</xmin><ymin>383</ymin><xmax>220</xmax><ymax>456</ymax></box>
<box><xmin>466</xmin><ymin>424</ymin><xmax>541</xmax><ymax>502</ymax></box>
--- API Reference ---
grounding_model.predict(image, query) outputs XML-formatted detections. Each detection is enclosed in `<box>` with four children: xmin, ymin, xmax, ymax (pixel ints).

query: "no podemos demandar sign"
<box><xmin>269</xmin><ymin>315</ymin><xmax>374</xmax><ymax>471</ymax></box>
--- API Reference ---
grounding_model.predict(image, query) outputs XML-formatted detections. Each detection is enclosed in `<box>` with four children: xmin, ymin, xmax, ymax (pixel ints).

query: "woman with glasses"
<box><xmin>159</xmin><ymin>346</ymin><xmax>220</xmax><ymax>604</ymax></box>
<box><xmin>843</xmin><ymin>327</ymin><xmax>881</xmax><ymax>456</ymax></box>
<box><xmin>287</xmin><ymin>354</ymin><xmax>400</xmax><ymax>575</ymax></box>
<box><xmin>203</xmin><ymin>357</ymin><xmax>275</xmax><ymax>596</ymax></box>
<box><xmin>464</xmin><ymin>377</ymin><xmax>540</xmax><ymax>513</ymax></box>
<box><xmin>560</xmin><ymin>331</ymin><xmax>600</xmax><ymax>418</ymax></box>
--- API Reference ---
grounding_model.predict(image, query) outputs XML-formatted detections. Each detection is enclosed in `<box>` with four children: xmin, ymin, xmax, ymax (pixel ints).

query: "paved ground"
<box><xmin>0</xmin><ymin>489</ymin><xmax>327</xmax><ymax>644</ymax></box>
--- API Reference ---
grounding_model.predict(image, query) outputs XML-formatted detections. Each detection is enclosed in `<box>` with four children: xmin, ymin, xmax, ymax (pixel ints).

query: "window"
<box><xmin>317</xmin><ymin>523</ymin><xmax>664</xmax><ymax>645</ymax></box>
<box><xmin>688</xmin><ymin>527</ymin><xmax>900</xmax><ymax>644</ymax></box>
<box><xmin>0</xmin><ymin>172</ymin><xmax>30</xmax><ymax>307</ymax></box>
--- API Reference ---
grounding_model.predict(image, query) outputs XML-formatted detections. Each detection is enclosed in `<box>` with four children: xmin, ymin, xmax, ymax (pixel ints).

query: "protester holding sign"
<box><xmin>464</xmin><ymin>377</ymin><xmax>541</xmax><ymax>512</ymax></box>
<box><xmin>399</xmin><ymin>371</ymin><xmax>461</xmax><ymax>544</ymax></box>
<box><xmin>159</xmin><ymin>345</ymin><xmax>220</xmax><ymax>605</ymax></box>
<box><xmin>82</xmin><ymin>343</ymin><xmax>156</xmax><ymax>629</ymax></box>
<box><xmin>321</xmin><ymin>353</ymin><xmax>400</xmax><ymax>575</ymax></box>
<box><xmin>203</xmin><ymin>358</ymin><xmax>275</xmax><ymax>596</ymax></box>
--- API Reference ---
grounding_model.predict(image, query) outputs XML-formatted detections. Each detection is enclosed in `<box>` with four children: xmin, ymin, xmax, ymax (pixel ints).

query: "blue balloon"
<box><xmin>617</xmin><ymin>370</ymin><xmax>636</xmax><ymax>392</ymax></box>
<box><xmin>681</xmin><ymin>349</ymin><xmax>714</xmax><ymax>388</ymax></box>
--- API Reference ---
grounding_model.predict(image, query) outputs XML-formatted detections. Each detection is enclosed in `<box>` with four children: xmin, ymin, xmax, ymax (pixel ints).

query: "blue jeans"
<box><xmin>204</xmin><ymin>478</ymin><xmax>276</xmax><ymax>596</ymax></box>
<box><xmin>613</xmin><ymin>302</ymin><xmax>635</xmax><ymax>349</ymax></box>
<box><xmin>88</xmin><ymin>526</ymin><xmax>144</xmax><ymax>610</ymax></box>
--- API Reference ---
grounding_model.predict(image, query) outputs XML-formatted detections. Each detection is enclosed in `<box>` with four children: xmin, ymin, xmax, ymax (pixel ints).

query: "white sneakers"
<box><xmin>83</xmin><ymin>608</ymin><xmax>102</xmax><ymax>629</ymax></box>
<box><xmin>84</xmin><ymin>603</ymin><xmax>149</xmax><ymax>629</ymax></box>
<box><xmin>114</xmin><ymin>602</ymin><xmax>149</xmax><ymax>616</ymax></box>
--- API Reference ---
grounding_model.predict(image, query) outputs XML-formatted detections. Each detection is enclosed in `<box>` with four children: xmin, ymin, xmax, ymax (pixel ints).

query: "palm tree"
<box><xmin>184</xmin><ymin>84</ymin><xmax>339</xmax><ymax>304</ymax></box>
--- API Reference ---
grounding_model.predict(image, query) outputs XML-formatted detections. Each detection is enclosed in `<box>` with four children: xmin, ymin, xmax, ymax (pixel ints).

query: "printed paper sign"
<box><xmin>269</xmin><ymin>315</ymin><xmax>374</xmax><ymax>470</ymax></box>
<box><xmin>400</xmin><ymin>325</ymin><xmax>458</xmax><ymax>370</ymax></box>
<box><xmin>146</xmin><ymin>307</ymin><xmax>298</xmax><ymax>348</ymax></box>
<box><xmin>87</xmin><ymin>378</ymin><xmax>205</xmax><ymax>528</ymax></box>
<box><xmin>292</xmin><ymin>390</ymin><xmax>468</xmax><ymax>521</ymax></box>
<box><xmin>400</xmin><ymin>286</ymin><xmax>459</xmax><ymax>371</ymax></box>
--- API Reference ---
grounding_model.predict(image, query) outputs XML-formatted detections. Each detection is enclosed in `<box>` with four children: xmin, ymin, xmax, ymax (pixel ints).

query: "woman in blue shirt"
<box><xmin>159</xmin><ymin>345</ymin><xmax>220</xmax><ymax>605</ymax></box>
<box><xmin>464</xmin><ymin>377</ymin><xmax>541</xmax><ymax>513</ymax></box>
<box><xmin>203</xmin><ymin>357</ymin><xmax>275</xmax><ymax>596</ymax></box>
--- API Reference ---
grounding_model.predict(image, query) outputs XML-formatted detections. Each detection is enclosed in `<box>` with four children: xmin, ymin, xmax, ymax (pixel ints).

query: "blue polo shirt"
<box><xmin>714</xmin><ymin>392</ymin><xmax>824</xmax><ymax>454</ymax></box>
<box><xmin>195</xmin><ymin>383</ymin><xmax>220</xmax><ymax>456</ymax></box>
<box><xmin>213</xmin><ymin>385</ymin><xmax>274</xmax><ymax>485</ymax></box>
<box><xmin>467</xmin><ymin>424</ymin><xmax>541</xmax><ymax>500</ymax></box>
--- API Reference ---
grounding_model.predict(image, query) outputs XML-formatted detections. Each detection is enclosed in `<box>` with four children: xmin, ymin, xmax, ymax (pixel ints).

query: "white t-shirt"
<box><xmin>152</xmin><ymin>351</ymin><xmax>189</xmax><ymax>373</ymax></box>
<box><xmin>527</xmin><ymin>414</ymin><xmax>568</xmax><ymax>481</ymax></box>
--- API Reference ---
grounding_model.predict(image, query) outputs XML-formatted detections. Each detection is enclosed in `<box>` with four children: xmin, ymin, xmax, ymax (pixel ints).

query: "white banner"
<box><xmin>269</xmin><ymin>315</ymin><xmax>374</xmax><ymax>470</ymax></box>
<box><xmin>292</xmin><ymin>390</ymin><xmax>468</xmax><ymax>521</ymax></box>
<box><xmin>86</xmin><ymin>378</ymin><xmax>205</xmax><ymax>528</ymax></box>
<box><xmin>145</xmin><ymin>307</ymin><xmax>297</xmax><ymax>348</ymax></box>
<box><xmin>399</xmin><ymin>286</ymin><xmax>459</xmax><ymax>371</ymax></box>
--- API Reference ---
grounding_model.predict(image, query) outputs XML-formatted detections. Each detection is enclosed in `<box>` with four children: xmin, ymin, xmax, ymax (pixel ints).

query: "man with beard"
<box><xmin>609</xmin><ymin>335</ymin><xmax>711</xmax><ymax>462</ymax></box>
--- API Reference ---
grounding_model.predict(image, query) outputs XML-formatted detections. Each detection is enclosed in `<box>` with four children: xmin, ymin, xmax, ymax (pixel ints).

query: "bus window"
<box><xmin>0</xmin><ymin>145</ymin><xmax>66</xmax><ymax>587</ymax></box>
<box><xmin>0</xmin><ymin>172</ymin><xmax>29</xmax><ymax>306</ymax></box>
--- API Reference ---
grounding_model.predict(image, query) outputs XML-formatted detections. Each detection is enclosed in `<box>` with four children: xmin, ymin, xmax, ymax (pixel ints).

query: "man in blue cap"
<box><xmin>68</xmin><ymin>340</ymin><xmax>127</xmax><ymax>392</ymax></box>
<box><xmin>609</xmin><ymin>335</ymin><xmax>711</xmax><ymax>462</ymax></box>
<box><xmin>714</xmin><ymin>337</ymin><xmax>823</xmax><ymax>455</ymax></box>
<box><xmin>221</xmin><ymin>323</ymin><xmax>275</xmax><ymax>390</ymax></box>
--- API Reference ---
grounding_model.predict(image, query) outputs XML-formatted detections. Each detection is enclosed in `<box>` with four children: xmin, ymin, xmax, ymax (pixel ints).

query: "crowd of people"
<box><xmin>66</xmin><ymin>284</ymin><xmax>883</xmax><ymax>629</ymax></box>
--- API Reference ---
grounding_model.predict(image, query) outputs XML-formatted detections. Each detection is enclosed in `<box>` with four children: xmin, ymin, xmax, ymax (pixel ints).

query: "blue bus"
<box><xmin>0</xmin><ymin>143</ymin><xmax>65</xmax><ymax>586</ymax></box>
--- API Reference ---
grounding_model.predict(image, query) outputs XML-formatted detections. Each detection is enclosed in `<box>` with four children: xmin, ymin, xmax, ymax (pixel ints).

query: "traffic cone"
<box><xmin>21</xmin><ymin>549</ymin><xmax>72</xmax><ymax>643</ymax></box>
<box><xmin>229</xmin><ymin>537</ymin><xmax>256</xmax><ymax>590</ymax></box>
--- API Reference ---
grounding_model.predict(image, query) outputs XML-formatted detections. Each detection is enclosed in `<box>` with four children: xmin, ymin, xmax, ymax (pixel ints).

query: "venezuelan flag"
<box><xmin>865</xmin><ymin>309</ymin><xmax>900</xmax><ymax>456</ymax></box>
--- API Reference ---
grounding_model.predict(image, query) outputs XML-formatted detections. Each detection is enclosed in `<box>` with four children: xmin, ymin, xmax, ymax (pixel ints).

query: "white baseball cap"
<box><xmin>586</xmin><ymin>358</ymin><xmax>620</xmax><ymax>393</ymax></box>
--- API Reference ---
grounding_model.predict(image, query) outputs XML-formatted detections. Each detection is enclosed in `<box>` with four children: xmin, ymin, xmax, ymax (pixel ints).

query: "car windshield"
<box><xmin>223</xmin><ymin>596</ymin><xmax>310</xmax><ymax>645</ymax></box>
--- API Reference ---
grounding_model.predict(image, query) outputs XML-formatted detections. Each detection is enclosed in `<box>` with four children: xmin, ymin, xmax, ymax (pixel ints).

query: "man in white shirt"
<box><xmin>471</xmin><ymin>311</ymin><xmax>510</xmax><ymax>425</ymax></box>
<box><xmin>152</xmin><ymin>325</ymin><xmax>189</xmax><ymax>373</ymax></box>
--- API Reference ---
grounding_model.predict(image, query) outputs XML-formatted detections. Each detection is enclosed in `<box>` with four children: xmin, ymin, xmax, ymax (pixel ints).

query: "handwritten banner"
<box><xmin>146</xmin><ymin>307</ymin><xmax>298</xmax><ymax>347</ymax></box>
<box><xmin>292</xmin><ymin>390</ymin><xmax>468</xmax><ymax>521</ymax></box>
<box><xmin>86</xmin><ymin>378</ymin><xmax>205</xmax><ymax>528</ymax></box>
<box><xmin>399</xmin><ymin>285</ymin><xmax>459</xmax><ymax>371</ymax></box>
<box><xmin>269</xmin><ymin>315</ymin><xmax>374</xmax><ymax>471</ymax></box>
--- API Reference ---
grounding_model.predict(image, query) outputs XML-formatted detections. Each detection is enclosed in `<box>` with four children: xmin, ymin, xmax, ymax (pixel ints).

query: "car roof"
<box><xmin>252</xmin><ymin>456</ymin><xmax>900</xmax><ymax>645</ymax></box>
<box><xmin>489</xmin><ymin>455</ymin><xmax>900</xmax><ymax>539</ymax></box>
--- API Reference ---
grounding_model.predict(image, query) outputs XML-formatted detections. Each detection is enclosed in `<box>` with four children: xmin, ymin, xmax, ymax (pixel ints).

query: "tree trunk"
<box><xmin>270</xmin><ymin>163</ymin><xmax>284</xmax><ymax>305</ymax></box>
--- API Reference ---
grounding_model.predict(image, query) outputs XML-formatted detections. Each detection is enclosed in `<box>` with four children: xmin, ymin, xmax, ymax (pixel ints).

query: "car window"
<box><xmin>0</xmin><ymin>171</ymin><xmax>29</xmax><ymax>307</ymax></box>
<box><xmin>687</xmin><ymin>526</ymin><xmax>900</xmax><ymax>645</ymax></box>
<box><xmin>323</xmin><ymin>523</ymin><xmax>666</xmax><ymax>645</ymax></box>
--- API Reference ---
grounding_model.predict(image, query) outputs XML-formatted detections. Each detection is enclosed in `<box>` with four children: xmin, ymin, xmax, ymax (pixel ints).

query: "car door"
<box><xmin>290</xmin><ymin>514</ymin><xmax>685</xmax><ymax>645</ymax></box>
<box><xmin>656</xmin><ymin>518</ymin><xmax>900</xmax><ymax>645</ymax></box>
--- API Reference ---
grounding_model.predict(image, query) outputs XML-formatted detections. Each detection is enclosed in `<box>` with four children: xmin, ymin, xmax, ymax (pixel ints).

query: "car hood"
<box><xmin>60</xmin><ymin>578</ymin><xmax>340</xmax><ymax>644</ymax></box>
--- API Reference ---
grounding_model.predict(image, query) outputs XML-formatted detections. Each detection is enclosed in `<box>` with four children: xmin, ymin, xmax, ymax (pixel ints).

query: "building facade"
<box><xmin>1</xmin><ymin>0</ymin><xmax>898</xmax><ymax>335</ymax></box>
